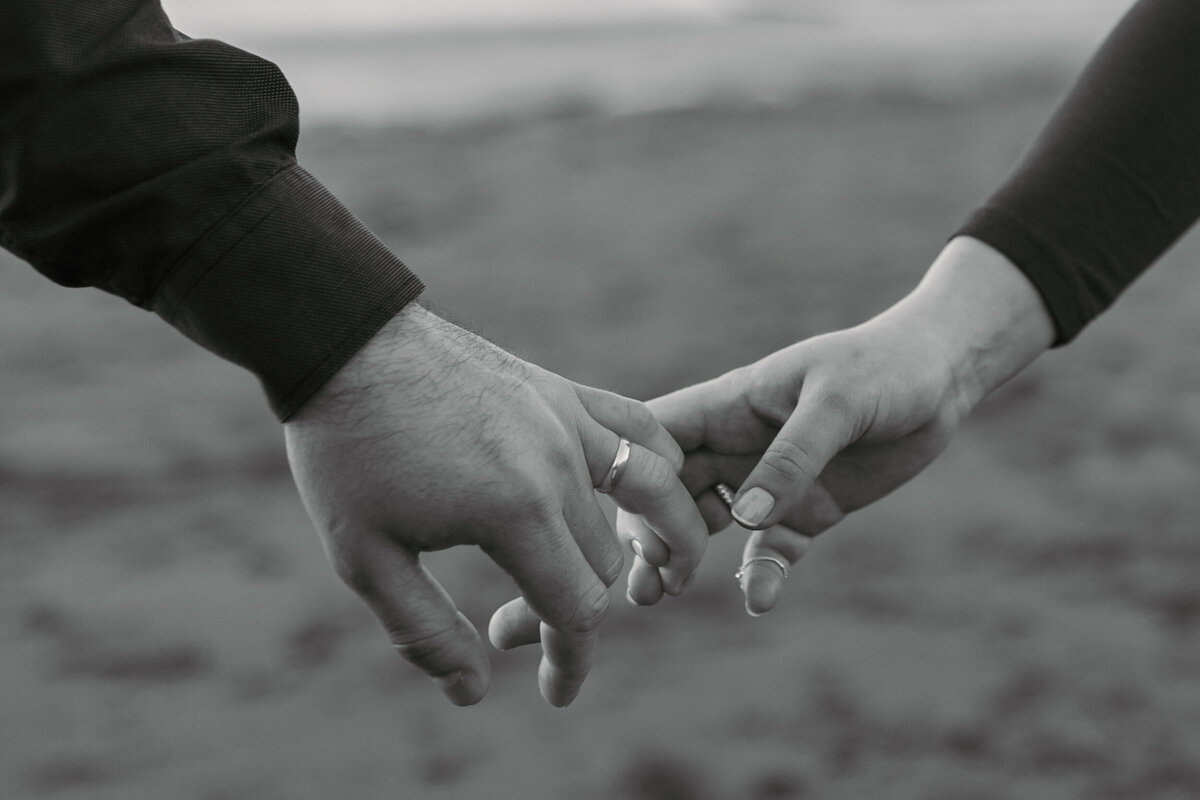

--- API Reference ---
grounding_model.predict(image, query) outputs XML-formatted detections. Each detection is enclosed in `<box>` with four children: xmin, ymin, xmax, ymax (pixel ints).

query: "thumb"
<box><xmin>731</xmin><ymin>388</ymin><xmax>856</xmax><ymax>530</ymax></box>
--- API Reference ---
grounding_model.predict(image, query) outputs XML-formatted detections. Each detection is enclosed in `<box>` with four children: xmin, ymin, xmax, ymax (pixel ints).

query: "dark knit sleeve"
<box><xmin>955</xmin><ymin>0</ymin><xmax>1200</xmax><ymax>345</ymax></box>
<box><xmin>0</xmin><ymin>0</ymin><xmax>423</xmax><ymax>419</ymax></box>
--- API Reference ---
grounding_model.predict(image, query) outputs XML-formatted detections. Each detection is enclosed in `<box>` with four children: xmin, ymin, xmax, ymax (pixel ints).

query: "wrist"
<box><xmin>290</xmin><ymin>302</ymin><xmax>432</xmax><ymax>419</ymax></box>
<box><xmin>884</xmin><ymin>236</ymin><xmax>1055</xmax><ymax>415</ymax></box>
<box><xmin>289</xmin><ymin>301</ymin><xmax>532</xmax><ymax>427</ymax></box>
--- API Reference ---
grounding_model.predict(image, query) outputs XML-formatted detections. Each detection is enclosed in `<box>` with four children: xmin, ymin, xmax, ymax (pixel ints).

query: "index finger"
<box><xmin>643</xmin><ymin>379</ymin><xmax>727</xmax><ymax>453</ymax></box>
<box><xmin>573</xmin><ymin>383</ymin><xmax>686</xmax><ymax>472</ymax></box>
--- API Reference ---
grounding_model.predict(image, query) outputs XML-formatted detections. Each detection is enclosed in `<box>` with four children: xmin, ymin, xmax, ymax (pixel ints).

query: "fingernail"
<box><xmin>434</xmin><ymin>670</ymin><xmax>480</xmax><ymax>706</ymax></box>
<box><xmin>679</xmin><ymin>573</ymin><xmax>695</xmax><ymax>593</ymax></box>
<box><xmin>732</xmin><ymin>487</ymin><xmax>775</xmax><ymax>527</ymax></box>
<box><xmin>625</xmin><ymin>587</ymin><xmax>639</xmax><ymax>606</ymax></box>
<box><xmin>744</xmin><ymin>588</ymin><xmax>776</xmax><ymax>618</ymax></box>
<box><xmin>550</xmin><ymin>689</ymin><xmax>578</xmax><ymax>708</ymax></box>
<box><xmin>630</xmin><ymin>539</ymin><xmax>644</xmax><ymax>559</ymax></box>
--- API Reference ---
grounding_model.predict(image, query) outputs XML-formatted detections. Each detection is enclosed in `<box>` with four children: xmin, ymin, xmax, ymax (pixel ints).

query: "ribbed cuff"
<box><xmin>152</xmin><ymin>165</ymin><xmax>424</xmax><ymax>420</ymax></box>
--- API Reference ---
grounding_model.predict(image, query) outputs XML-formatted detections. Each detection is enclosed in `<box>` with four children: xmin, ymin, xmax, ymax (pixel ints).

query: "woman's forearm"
<box><xmin>955</xmin><ymin>0</ymin><xmax>1200</xmax><ymax>344</ymax></box>
<box><xmin>881</xmin><ymin>236</ymin><xmax>1055</xmax><ymax>415</ymax></box>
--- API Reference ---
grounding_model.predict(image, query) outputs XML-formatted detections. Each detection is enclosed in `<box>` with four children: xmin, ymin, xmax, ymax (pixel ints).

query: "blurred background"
<box><xmin>3</xmin><ymin>1</ymin><xmax>1199</xmax><ymax>798</ymax></box>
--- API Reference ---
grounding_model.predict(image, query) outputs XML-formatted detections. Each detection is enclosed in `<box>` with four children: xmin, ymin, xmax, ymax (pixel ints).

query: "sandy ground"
<box><xmin>2</xmin><ymin>41</ymin><xmax>1200</xmax><ymax>800</ymax></box>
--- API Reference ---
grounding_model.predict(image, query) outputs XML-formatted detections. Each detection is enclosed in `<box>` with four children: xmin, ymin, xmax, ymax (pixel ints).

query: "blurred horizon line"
<box><xmin>208</xmin><ymin>7</ymin><xmax>1132</xmax><ymax>127</ymax></box>
<box><xmin>165</xmin><ymin>0</ymin><xmax>1132</xmax><ymax>40</ymax></box>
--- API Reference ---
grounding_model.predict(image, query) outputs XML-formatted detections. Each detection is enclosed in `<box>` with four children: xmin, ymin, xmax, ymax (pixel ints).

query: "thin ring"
<box><xmin>714</xmin><ymin>483</ymin><xmax>736</xmax><ymax>508</ymax></box>
<box><xmin>734</xmin><ymin>555</ymin><xmax>789</xmax><ymax>582</ymax></box>
<box><xmin>596</xmin><ymin>438</ymin><xmax>632</xmax><ymax>494</ymax></box>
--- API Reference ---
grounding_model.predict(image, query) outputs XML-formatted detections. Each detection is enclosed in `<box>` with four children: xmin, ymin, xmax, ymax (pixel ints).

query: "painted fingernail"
<box><xmin>631</xmin><ymin>539</ymin><xmax>644</xmax><ymax>559</ymax></box>
<box><xmin>732</xmin><ymin>487</ymin><xmax>775</xmax><ymax>527</ymax></box>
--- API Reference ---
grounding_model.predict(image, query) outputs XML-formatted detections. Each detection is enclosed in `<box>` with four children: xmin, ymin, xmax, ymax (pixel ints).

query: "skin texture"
<box><xmin>626</xmin><ymin>315</ymin><xmax>966</xmax><ymax>613</ymax></box>
<box><xmin>283</xmin><ymin>302</ymin><xmax>707</xmax><ymax>706</ymax></box>
<box><xmin>618</xmin><ymin>236</ymin><xmax>1058</xmax><ymax>615</ymax></box>
<box><xmin>423</xmin><ymin>237</ymin><xmax>1057</xmax><ymax>654</ymax></box>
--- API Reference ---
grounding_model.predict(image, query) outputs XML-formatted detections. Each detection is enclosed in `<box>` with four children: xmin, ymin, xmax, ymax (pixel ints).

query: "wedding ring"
<box><xmin>714</xmin><ymin>483</ymin><xmax>736</xmax><ymax>508</ymax></box>
<box><xmin>734</xmin><ymin>556</ymin><xmax>789</xmax><ymax>582</ymax></box>
<box><xmin>596</xmin><ymin>438</ymin><xmax>632</xmax><ymax>494</ymax></box>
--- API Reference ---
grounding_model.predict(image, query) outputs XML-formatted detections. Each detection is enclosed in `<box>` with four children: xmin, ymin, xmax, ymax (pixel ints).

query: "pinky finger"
<box><xmin>488</xmin><ymin>597</ymin><xmax>542</xmax><ymax>651</ymax></box>
<box><xmin>739</xmin><ymin>525</ymin><xmax>811</xmax><ymax>617</ymax></box>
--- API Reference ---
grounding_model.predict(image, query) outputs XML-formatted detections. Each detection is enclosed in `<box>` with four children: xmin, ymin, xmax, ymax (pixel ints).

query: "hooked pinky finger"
<box><xmin>488</xmin><ymin>597</ymin><xmax>542</xmax><ymax>650</ymax></box>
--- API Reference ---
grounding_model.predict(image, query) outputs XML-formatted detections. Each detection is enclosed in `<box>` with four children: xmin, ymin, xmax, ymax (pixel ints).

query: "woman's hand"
<box><xmin>620</xmin><ymin>315</ymin><xmax>967</xmax><ymax>613</ymax></box>
<box><xmin>619</xmin><ymin>237</ymin><xmax>1056</xmax><ymax>614</ymax></box>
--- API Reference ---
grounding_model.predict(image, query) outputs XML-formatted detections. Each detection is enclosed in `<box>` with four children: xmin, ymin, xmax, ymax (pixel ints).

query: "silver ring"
<box><xmin>596</xmin><ymin>438</ymin><xmax>632</xmax><ymax>494</ymax></box>
<box><xmin>714</xmin><ymin>482</ymin><xmax>736</xmax><ymax>508</ymax></box>
<box><xmin>734</xmin><ymin>555</ymin><xmax>789</xmax><ymax>582</ymax></box>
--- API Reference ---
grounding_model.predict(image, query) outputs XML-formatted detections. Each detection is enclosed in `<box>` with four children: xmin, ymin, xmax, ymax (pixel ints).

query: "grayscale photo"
<box><xmin>2</xmin><ymin>1</ymin><xmax>1198</xmax><ymax>798</ymax></box>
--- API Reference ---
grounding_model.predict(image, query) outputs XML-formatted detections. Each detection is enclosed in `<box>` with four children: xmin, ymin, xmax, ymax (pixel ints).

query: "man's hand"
<box><xmin>619</xmin><ymin>237</ymin><xmax>1056</xmax><ymax>614</ymax></box>
<box><xmin>283</xmin><ymin>303</ymin><xmax>706</xmax><ymax>707</ymax></box>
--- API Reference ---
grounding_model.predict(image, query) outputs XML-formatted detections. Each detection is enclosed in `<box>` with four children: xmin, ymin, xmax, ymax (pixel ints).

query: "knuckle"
<box><xmin>495</xmin><ymin>461</ymin><xmax>560</xmax><ymax>521</ymax></box>
<box><xmin>525</xmin><ymin>490</ymin><xmax>563</xmax><ymax>530</ymax></box>
<box><xmin>628</xmin><ymin>397</ymin><xmax>685</xmax><ymax>471</ymax></box>
<box><xmin>563</xmin><ymin>583</ymin><xmax>610</xmax><ymax>633</ymax></box>
<box><xmin>624</xmin><ymin>399</ymin><xmax>660</xmax><ymax>440</ymax></box>
<box><xmin>654</xmin><ymin>430</ymin><xmax>686</xmax><ymax>475</ymax></box>
<box><xmin>642</xmin><ymin>453</ymin><xmax>678</xmax><ymax>496</ymax></box>
<box><xmin>597</xmin><ymin>546</ymin><xmax>625</xmax><ymax>588</ymax></box>
<box><xmin>718</xmin><ymin>365</ymin><xmax>751</xmax><ymax>393</ymax></box>
<box><xmin>390</xmin><ymin>623</ymin><xmax>463</xmax><ymax>670</ymax></box>
<box><xmin>543</xmin><ymin>425</ymin><xmax>579</xmax><ymax>475</ymax></box>
<box><xmin>741</xmin><ymin>365</ymin><xmax>781</xmax><ymax>404</ymax></box>
<box><xmin>762</xmin><ymin>439</ymin><xmax>818</xmax><ymax>486</ymax></box>
<box><xmin>812</xmin><ymin>380</ymin><xmax>855</xmax><ymax>418</ymax></box>
<box><xmin>328</xmin><ymin>548</ymin><xmax>376</xmax><ymax>597</ymax></box>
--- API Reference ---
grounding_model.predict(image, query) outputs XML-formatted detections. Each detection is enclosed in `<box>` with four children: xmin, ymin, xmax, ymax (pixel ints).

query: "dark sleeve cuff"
<box><xmin>151</xmin><ymin>164</ymin><xmax>424</xmax><ymax>420</ymax></box>
<box><xmin>954</xmin><ymin>206</ymin><xmax>1104</xmax><ymax>347</ymax></box>
<box><xmin>953</xmin><ymin>0</ymin><xmax>1200</xmax><ymax>348</ymax></box>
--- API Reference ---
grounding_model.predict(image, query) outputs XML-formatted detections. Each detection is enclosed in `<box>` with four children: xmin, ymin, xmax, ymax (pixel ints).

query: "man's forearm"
<box><xmin>0</xmin><ymin>0</ymin><xmax>423</xmax><ymax>419</ymax></box>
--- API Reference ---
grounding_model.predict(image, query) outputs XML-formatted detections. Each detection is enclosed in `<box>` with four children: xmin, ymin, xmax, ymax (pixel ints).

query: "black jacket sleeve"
<box><xmin>955</xmin><ymin>0</ymin><xmax>1200</xmax><ymax>344</ymax></box>
<box><xmin>0</xmin><ymin>0</ymin><xmax>424</xmax><ymax>419</ymax></box>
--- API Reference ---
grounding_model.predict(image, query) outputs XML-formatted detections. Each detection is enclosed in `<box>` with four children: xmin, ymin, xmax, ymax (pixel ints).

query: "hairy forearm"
<box><xmin>882</xmin><ymin>236</ymin><xmax>1056</xmax><ymax>415</ymax></box>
